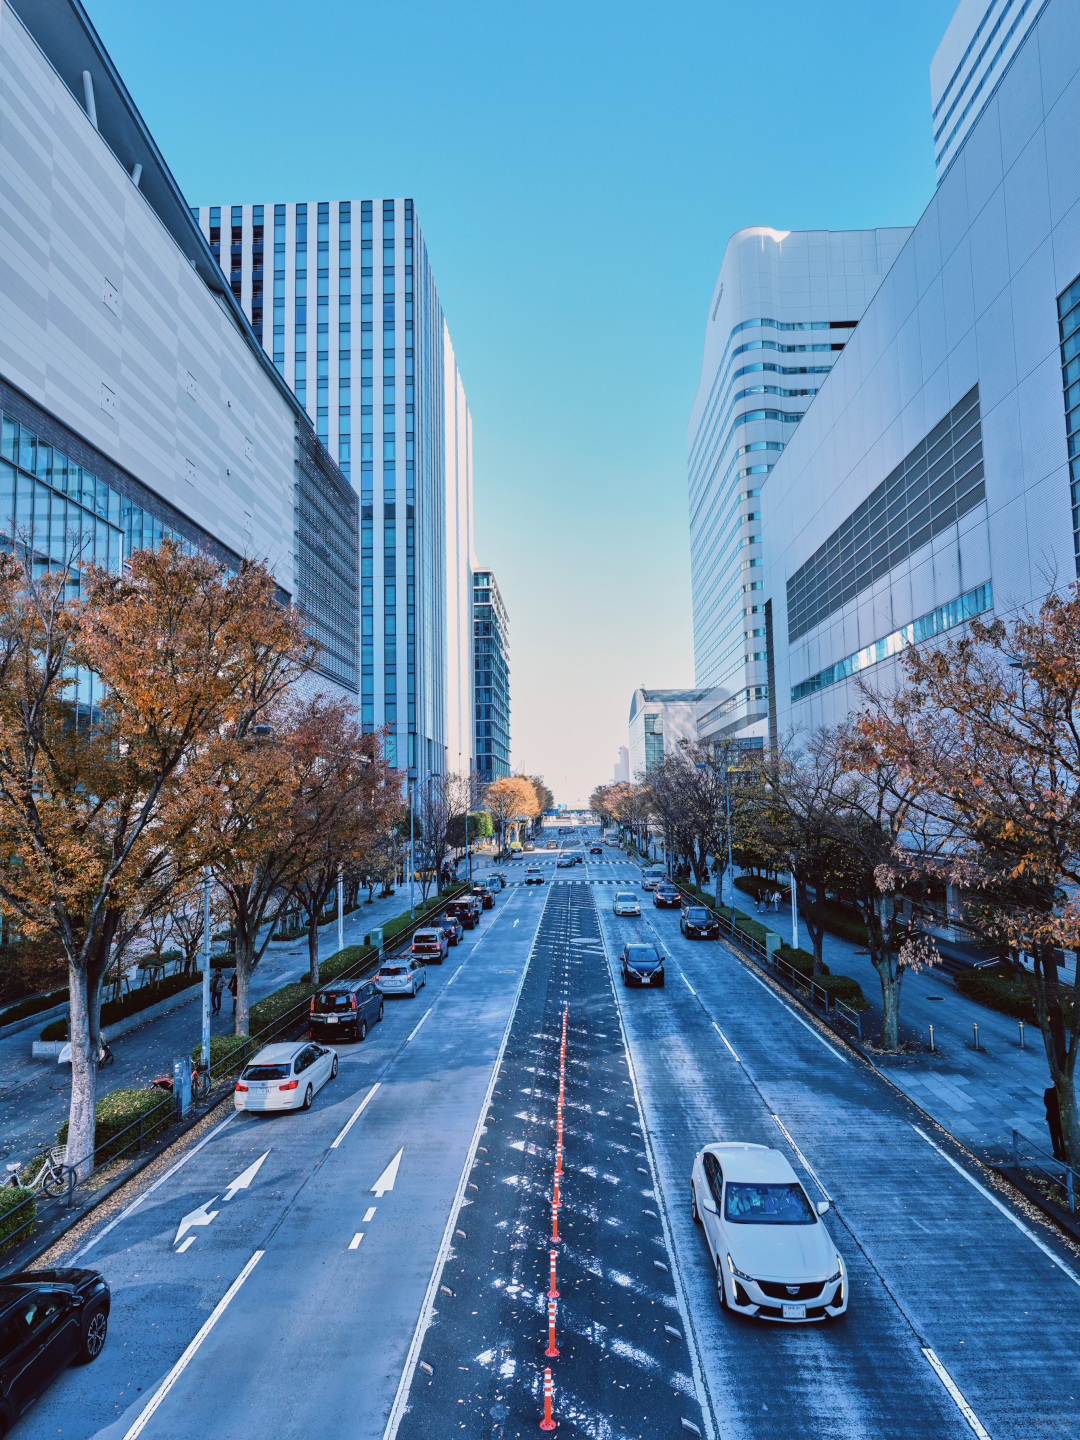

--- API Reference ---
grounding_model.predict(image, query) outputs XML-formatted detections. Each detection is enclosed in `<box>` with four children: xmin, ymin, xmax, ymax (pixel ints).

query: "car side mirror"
<box><xmin>816</xmin><ymin>1200</ymin><xmax>830</xmax><ymax>1216</ymax></box>
<box><xmin>702</xmin><ymin>1194</ymin><xmax>717</xmax><ymax>1214</ymax></box>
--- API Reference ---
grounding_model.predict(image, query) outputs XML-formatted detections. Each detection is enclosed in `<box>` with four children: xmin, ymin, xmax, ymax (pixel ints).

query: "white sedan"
<box><xmin>375</xmin><ymin>958</ymin><xmax>427</xmax><ymax>996</ymax></box>
<box><xmin>234</xmin><ymin>1041</ymin><xmax>338</xmax><ymax>1114</ymax></box>
<box><xmin>613</xmin><ymin>891</ymin><xmax>641</xmax><ymax>916</ymax></box>
<box><xmin>691</xmin><ymin>1143</ymin><xmax>847</xmax><ymax>1322</ymax></box>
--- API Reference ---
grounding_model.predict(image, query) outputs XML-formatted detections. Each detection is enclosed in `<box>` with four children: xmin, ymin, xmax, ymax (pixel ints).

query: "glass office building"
<box><xmin>472</xmin><ymin>569</ymin><xmax>510</xmax><ymax>783</ymax></box>
<box><xmin>194</xmin><ymin>198</ymin><xmax>474</xmax><ymax>776</ymax></box>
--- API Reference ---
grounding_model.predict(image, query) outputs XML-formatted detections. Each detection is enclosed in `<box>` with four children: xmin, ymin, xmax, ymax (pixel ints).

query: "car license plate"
<box><xmin>326</xmin><ymin>1015</ymin><xmax>338</xmax><ymax>1024</ymax></box>
<box><xmin>782</xmin><ymin>1303</ymin><xmax>806</xmax><ymax>1320</ymax></box>
<box><xmin>640</xmin><ymin>976</ymin><xmax>650</xmax><ymax>985</ymax></box>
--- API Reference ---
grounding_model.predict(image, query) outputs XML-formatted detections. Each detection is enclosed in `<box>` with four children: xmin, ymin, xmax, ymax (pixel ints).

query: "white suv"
<box><xmin>613</xmin><ymin>891</ymin><xmax>641</xmax><ymax>916</ymax></box>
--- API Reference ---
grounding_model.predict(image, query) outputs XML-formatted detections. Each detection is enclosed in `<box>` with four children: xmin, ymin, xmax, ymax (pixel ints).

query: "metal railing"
<box><xmin>1011</xmin><ymin>1127</ymin><xmax>1078</xmax><ymax>1213</ymax></box>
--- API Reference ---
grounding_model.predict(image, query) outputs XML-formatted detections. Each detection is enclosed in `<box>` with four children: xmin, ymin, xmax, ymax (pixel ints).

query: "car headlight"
<box><xmin>725</xmin><ymin>1253</ymin><xmax>753</xmax><ymax>1283</ymax></box>
<box><xmin>825</xmin><ymin>1256</ymin><xmax>843</xmax><ymax>1285</ymax></box>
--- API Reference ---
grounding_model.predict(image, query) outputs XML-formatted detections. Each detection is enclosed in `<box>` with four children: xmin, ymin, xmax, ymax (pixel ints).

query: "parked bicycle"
<box><xmin>4</xmin><ymin>1145</ymin><xmax>75</xmax><ymax>1198</ymax></box>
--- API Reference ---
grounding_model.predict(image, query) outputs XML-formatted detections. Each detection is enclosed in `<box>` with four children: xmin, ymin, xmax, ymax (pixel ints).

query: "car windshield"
<box><xmin>616</xmin><ymin>893</ymin><xmax>636</xmax><ymax>902</ymax></box>
<box><xmin>242</xmin><ymin>1063</ymin><xmax>291</xmax><ymax>1081</ymax></box>
<box><xmin>626</xmin><ymin>947</ymin><xmax>659</xmax><ymax>965</ymax></box>
<box><xmin>414</xmin><ymin>932</ymin><xmax>439</xmax><ymax>942</ymax></box>
<box><xmin>316</xmin><ymin>992</ymin><xmax>351</xmax><ymax>1009</ymax></box>
<box><xmin>687</xmin><ymin>908</ymin><xmax>711</xmax><ymax>921</ymax></box>
<box><xmin>724</xmin><ymin>1182</ymin><xmax>816</xmax><ymax>1225</ymax></box>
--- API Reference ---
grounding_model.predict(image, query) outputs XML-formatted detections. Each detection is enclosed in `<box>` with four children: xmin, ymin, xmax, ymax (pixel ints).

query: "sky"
<box><xmin>89</xmin><ymin>0</ymin><xmax>958</xmax><ymax>806</ymax></box>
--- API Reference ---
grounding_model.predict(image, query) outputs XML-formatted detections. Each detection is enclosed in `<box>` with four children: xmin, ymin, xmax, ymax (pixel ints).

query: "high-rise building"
<box><xmin>472</xmin><ymin>568</ymin><xmax>510</xmax><ymax>783</ymax></box>
<box><xmin>931</xmin><ymin>0</ymin><xmax>1048</xmax><ymax>185</ymax></box>
<box><xmin>613</xmin><ymin>747</ymin><xmax>630</xmax><ymax>784</ymax></box>
<box><xmin>192</xmin><ymin>197</ymin><xmax>474</xmax><ymax>778</ymax></box>
<box><xmin>686</xmin><ymin>226</ymin><xmax>912</xmax><ymax>746</ymax></box>
<box><xmin>627</xmin><ymin>689</ymin><xmax>708</xmax><ymax>779</ymax></box>
<box><xmin>0</xmin><ymin>0</ymin><xmax>356</xmax><ymax>707</ymax></box>
<box><xmin>763</xmin><ymin>0</ymin><xmax>1078</xmax><ymax>740</ymax></box>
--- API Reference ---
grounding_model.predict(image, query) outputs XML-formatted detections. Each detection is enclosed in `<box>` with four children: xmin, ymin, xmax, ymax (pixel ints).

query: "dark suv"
<box><xmin>444</xmin><ymin>899</ymin><xmax>478</xmax><ymax>930</ymax></box>
<box><xmin>652</xmin><ymin>884</ymin><xmax>681</xmax><ymax>908</ymax></box>
<box><xmin>0</xmin><ymin>1268</ymin><xmax>109</xmax><ymax>1430</ymax></box>
<box><xmin>681</xmin><ymin>905</ymin><xmax>720</xmax><ymax>940</ymax></box>
<box><xmin>309</xmin><ymin>979</ymin><xmax>383</xmax><ymax>1041</ymax></box>
<box><xmin>433</xmin><ymin>912</ymin><xmax>463</xmax><ymax>946</ymax></box>
<box><xmin>472</xmin><ymin>884</ymin><xmax>495</xmax><ymax>910</ymax></box>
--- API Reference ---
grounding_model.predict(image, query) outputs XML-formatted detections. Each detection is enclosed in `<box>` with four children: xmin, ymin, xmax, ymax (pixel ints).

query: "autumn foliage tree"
<box><xmin>0</xmin><ymin>542</ymin><xmax>313</xmax><ymax>1176</ymax></box>
<box><xmin>483</xmin><ymin>775</ymin><xmax>540</xmax><ymax>849</ymax></box>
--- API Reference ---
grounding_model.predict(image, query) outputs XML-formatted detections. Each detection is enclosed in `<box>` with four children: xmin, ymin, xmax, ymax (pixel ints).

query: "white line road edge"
<box><xmin>122</xmin><ymin>1249</ymin><xmax>264</xmax><ymax>1439</ymax></box>
<box><xmin>381</xmin><ymin>900</ymin><xmax>545</xmax><ymax>1440</ymax></box>
<box><xmin>331</xmin><ymin>1083</ymin><xmax>380</xmax><ymax>1150</ymax></box>
<box><xmin>406</xmin><ymin>1007</ymin><xmax>432</xmax><ymax>1044</ymax></box>
<box><xmin>922</xmin><ymin>1347</ymin><xmax>992</xmax><ymax>1440</ymax></box>
<box><xmin>912</xmin><ymin>1124</ymin><xmax>1080</xmax><ymax>1287</ymax></box>
<box><xmin>711</xmin><ymin>1020</ymin><xmax>740</xmax><ymax>1065</ymax></box>
<box><xmin>73</xmin><ymin>1112</ymin><xmax>238</xmax><ymax>1261</ymax></box>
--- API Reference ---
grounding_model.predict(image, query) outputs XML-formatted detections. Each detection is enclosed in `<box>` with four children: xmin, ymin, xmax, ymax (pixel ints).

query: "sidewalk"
<box><xmin>720</xmin><ymin>880</ymin><xmax>1057</xmax><ymax>1169</ymax></box>
<box><xmin>0</xmin><ymin>865</ymin><xmax>489</xmax><ymax>1166</ymax></box>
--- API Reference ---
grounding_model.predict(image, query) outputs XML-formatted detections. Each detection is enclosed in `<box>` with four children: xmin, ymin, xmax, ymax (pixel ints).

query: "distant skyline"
<box><xmin>88</xmin><ymin>0</ymin><xmax>957</xmax><ymax>805</ymax></box>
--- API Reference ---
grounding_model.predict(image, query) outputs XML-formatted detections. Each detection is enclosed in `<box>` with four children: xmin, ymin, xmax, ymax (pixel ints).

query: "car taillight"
<box><xmin>279</xmin><ymin>1080</ymin><xmax>299</xmax><ymax>1090</ymax></box>
<box><xmin>235</xmin><ymin>1083</ymin><xmax>248</xmax><ymax>1092</ymax></box>
<box><xmin>310</xmin><ymin>998</ymin><xmax>315</xmax><ymax>1012</ymax></box>
<box><xmin>350</xmin><ymin>995</ymin><xmax>357</xmax><ymax>1010</ymax></box>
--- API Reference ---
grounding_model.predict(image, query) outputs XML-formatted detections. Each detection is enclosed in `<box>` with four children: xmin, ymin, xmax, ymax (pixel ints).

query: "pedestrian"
<box><xmin>228</xmin><ymin>969</ymin><xmax>237</xmax><ymax>1015</ymax></box>
<box><xmin>1045</xmin><ymin>1086</ymin><xmax>1066</xmax><ymax>1162</ymax></box>
<box><xmin>210</xmin><ymin>968</ymin><xmax>223</xmax><ymax>1015</ymax></box>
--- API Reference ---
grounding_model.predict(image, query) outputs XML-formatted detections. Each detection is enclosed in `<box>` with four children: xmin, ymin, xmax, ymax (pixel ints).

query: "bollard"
<box><xmin>973</xmin><ymin>1023</ymin><xmax>979</xmax><ymax>1052</ymax></box>
<box><xmin>553</xmin><ymin>1172</ymin><xmax>561</xmax><ymax>1209</ymax></box>
<box><xmin>1019</xmin><ymin>1020</ymin><xmax>1025</xmax><ymax>1050</ymax></box>
<box><xmin>1012</xmin><ymin>1128</ymin><xmax>1019</xmax><ymax>1168</ymax></box>
<box><xmin>555</xmin><ymin>1142</ymin><xmax>563</xmax><ymax>1177</ymax></box>
<box><xmin>551</xmin><ymin>1198</ymin><xmax>560</xmax><ymax>1244</ymax></box>
<box><xmin>929</xmin><ymin>1024</ymin><xmax>935</xmax><ymax>1053</ymax></box>
<box><xmin>540</xmin><ymin>1368</ymin><xmax>556</xmax><ymax>1430</ymax></box>
<box><xmin>545</xmin><ymin>1295</ymin><xmax>559</xmax><ymax>1356</ymax></box>
<box><xmin>548</xmin><ymin>1249</ymin><xmax>559</xmax><ymax>1298</ymax></box>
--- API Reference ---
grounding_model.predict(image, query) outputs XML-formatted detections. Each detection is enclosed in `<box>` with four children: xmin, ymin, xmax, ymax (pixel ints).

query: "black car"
<box><xmin>681</xmin><ymin>905</ymin><xmax>720</xmax><ymax>940</ymax></box>
<box><xmin>444</xmin><ymin>899</ymin><xmax>478</xmax><ymax>929</ymax></box>
<box><xmin>589</xmin><ymin>844</ymin><xmax>603</xmax><ymax>855</ymax></box>
<box><xmin>433</xmin><ymin>912</ymin><xmax>463</xmax><ymax>946</ymax></box>
<box><xmin>310</xmin><ymin>979</ymin><xmax>384</xmax><ymax>1041</ymax></box>
<box><xmin>472</xmin><ymin>884</ymin><xmax>495</xmax><ymax>909</ymax></box>
<box><xmin>620</xmin><ymin>943</ymin><xmax>665</xmax><ymax>987</ymax></box>
<box><xmin>0</xmin><ymin>1268</ymin><xmax>109</xmax><ymax>1430</ymax></box>
<box><xmin>653</xmin><ymin>884</ymin><xmax>682</xmax><ymax>908</ymax></box>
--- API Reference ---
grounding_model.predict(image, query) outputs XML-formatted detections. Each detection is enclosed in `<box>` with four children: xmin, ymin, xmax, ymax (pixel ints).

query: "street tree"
<box><xmin>483</xmin><ymin>775</ymin><xmax>540</xmax><ymax>850</ymax></box>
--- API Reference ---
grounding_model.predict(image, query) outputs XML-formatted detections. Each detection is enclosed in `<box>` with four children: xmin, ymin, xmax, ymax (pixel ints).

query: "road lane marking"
<box><xmin>680</xmin><ymin>974</ymin><xmax>699</xmax><ymax>998</ymax></box>
<box><xmin>771</xmin><ymin>1115</ymin><xmax>832</xmax><ymax>1202</ymax></box>
<box><xmin>175</xmin><ymin>1237</ymin><xmax>195</xmax><ymax>1254</ymax></box>
<box><xmin>738</xmin><ymin>964</ymin><xmax>849</xmax><ymax>1066</ymax></box>
<box><xmin>123</xmin><ymin>1249</ymin><xmax>264</xmax><ymax>1439</ymax></box>
<box><xmin>911</xmin><ymin>1124</ymin><xmax>1080</xmax><ymax>1287</ymax></box>
<box><xmin>922</xmin><ymin>1347</ymin><xmax>991</xmax><ymax>1439</ymax></box>
<box><xmin>174</xmin><ymin>1197</ymin><xmax>220</xmax><ymax>1246</ymax></box>
<box><xmin>331</xmin><ymin>1082</ymin><xmax>380</xmax><ymax>1149</ymax></box>
<box><xmin>73</xmin><ymin>1111</ymin><xmax>237</xmax><ymax>1261</ymax></box>
<box><xmin>222</xmin><ymin>1150</ymin><xmax>269</xmax><ymax>1201</ymax></box>
<box><xmin>363</xmin><ymin>1206</ymin><xmax>376</xmax><ymax>1222</ymax></box>
<box><xmin>712</xmin><ymin>1021</ymin><xmax>740</xmax><ymax>1064</ymax></box>
<box><xmin>372</xmin><ymin>1148</ymin><xmax>403</xmax><ymax>1196</ymax></box>
<box><xmin>406</xmin><ymin>1007</ymin><xmax>432</xmax><ymax>1043</ymax></box>
<box><xmin>349</xmin><ymin>1232</ymin><xmax>364</xmax><ymax>1249</ymax></box>
<box><xmin>446</xmin><ymin>964</ymin><xmax>464</xmax><ymax>986</ymax></box>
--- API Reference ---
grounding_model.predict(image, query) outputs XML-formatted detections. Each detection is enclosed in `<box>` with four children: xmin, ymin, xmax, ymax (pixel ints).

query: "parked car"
<box><xmin>620</xmin><ymin>942</ymin><xmax>665</xmax><ymax>987</ymax></box>
<box><xmin>691</xmin><ymin>1143</ymin><xmax>846</xmax><ymax>1322</ymax></box>
<box><xmin>309</xmin><ymin>979</ymin><xmax>383</xmax><ymax>1041</ymax></box>
<box><xmin>434</xmin><ymin>912</ymin><xmax>464</xmax><ymax>946</ymax></box>
<box><xmin>375</xmin><ymin>957</ymin><xmax>428</xmax><ymax>997</ymax></box>
<box><xmin>234</xmin><ymin>1041</ymin><xmax>337</xmax><ymax>1113</ymax></box>
<box><xmin>444</xmin><ymin>899</ymin><xmax>477</xmax><ymax>930</ymax></box>
<box><xmin>0</xmin><ymin>1267</ymin><xmax>110</xmax><ymax>1429</ymax></box>
<box><xmin>681</xmin><ymin>905</ymin><xmax>720</xmax><ymax>939</ymax></box>
<box><xmin>556</xmin><ymin>853</ymin><xmax>575</xmax><ymax>868</ymax></box>
<box><xmin>525</xmin><ymin>867</ymin><xmax>545</xmax><ymax>885</ymax></box>
<box><xmin>613</xmin><ymin>891</ymin><xmax>641</xmax><ymax>916</ymax></box>
<box><xmin>488</xmin><ymin>872</ymin><xmax>508</xmax><ymax>891</ymax></box>
<box><xmin>412</xmin><ymin>927</ymin><xmax>449</xmax><ymax>963</ymax></box>
<box><xmin>653</xmin><ymin>883</ymin><xmax>681</xmax><ymax>908</ymax></box>
<box><xmin>589</xmin><ymin>843</ymin><xmax>603</xmax><ymax>855</ymax></box>
<box><xmin>472</xmin><ymin>884</ymin><xmax>496</xmax><ymax>909</ymax></box>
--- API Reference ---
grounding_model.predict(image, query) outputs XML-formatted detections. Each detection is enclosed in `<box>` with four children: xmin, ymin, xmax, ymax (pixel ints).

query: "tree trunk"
<box><xmin>798</xmin><ymin>877</ymin><xmax>827</xmax><ymax>977</ymax></box>
<box><xmin>234</xmin><ymin>939</ymin><xmax>253</xmax><ymax>1036</ymax></box>
<box><xmin>1031</xmin><ymin>942</ymin><xmax>1080</xmax><ymax>1171</ymax></box>
<box><xmin>64</xmin><ymin>961</ymin><xmax>99</xmax><ymax>1181</ymax></box>
<box><xmin>872</xmin><ymin>953</ymin><xmax>902</xmax><ymax>1050</ymax></box>
<box><xmin>307</xmin><ymin>917</ymin><xmax>320</xmax><ymax>987</ymax></box>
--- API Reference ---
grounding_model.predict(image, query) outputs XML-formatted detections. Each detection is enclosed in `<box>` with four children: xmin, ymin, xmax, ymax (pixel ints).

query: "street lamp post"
<box><xmin>408</xmin><ymin>768</ymin><xmax>416</xmax><ymax>920</ymax></box>
<box><xmin>201</xmin><ymin>865</ymin><xmax>211</xmax><ymax>1069</ymax></box>
<box><xmin>337</xmin><ymin>862</ymin><xmax>344</xmax><ymax>953</ymax></box>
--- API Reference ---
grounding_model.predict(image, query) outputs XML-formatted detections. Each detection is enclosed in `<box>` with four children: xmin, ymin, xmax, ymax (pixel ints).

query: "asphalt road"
<box><xmin>21</xmin><ymin>880</ymin><xmax>546</xmax><ymax>1440</ymax></box>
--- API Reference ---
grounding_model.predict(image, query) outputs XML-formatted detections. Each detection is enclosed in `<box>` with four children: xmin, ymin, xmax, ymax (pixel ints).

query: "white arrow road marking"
<box><xmin>513</xmin><ymin>919</ymin><xmax>519</xmax><ymax>927</ymax></box>
<box><xmin>176</xmin><ymin>1237</ymin><xmax>195</xmax><ymax>1254</ymax></box>
<box><xmin>174</xmin><ymin>1197</ymin><xmax>220</xmax><ymax>1246</ymax></box>
<box><xmin>223</xmin><ymin>1150</ymin><xmax>270</xmax><ymax>1202</ymax></box>
<box><xmin>372</xmin><ymin>1148</ymin><xmax>403</xmax><ymax>1196</ymax></box>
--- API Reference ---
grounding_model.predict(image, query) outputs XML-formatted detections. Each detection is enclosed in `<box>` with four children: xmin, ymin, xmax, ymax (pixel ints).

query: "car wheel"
<box><xmin>717</xmin><ymin>1266</ymin><xmax>728</xmax><ymax>1310</ymax></box>
<box><xmin>302</xmin><ymin>1084</ymin><xmax>313</xmax><ymax>1110</ymax></box>
<box><xmin>379</xmin><ymin>1004</ymin><xmax>385</xmax><ymax>1023</ymax></box>
<box><xmin>359</xmin><ymin>1019</ymin><xmax>367</xmax><ymax>1041</ymax></box>
<box><xmin>691</xmin><ymin>1183</ymin><xmax>701</xmax><ymax>1225</ymax></box>
<box><xmin>330</xmin><ymin>1054</ymin><xmax>338</xmax><ymax>1078</ymax></box>
<box><xmin>77</xmin><ymin>1305</ymin><xmax>108</xmax><ymax>1363</ymax></box>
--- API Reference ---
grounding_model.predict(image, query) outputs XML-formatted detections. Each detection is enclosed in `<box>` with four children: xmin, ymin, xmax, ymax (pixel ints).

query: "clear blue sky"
<box><xmin>91</xmin><ymin>0</ymin><xmax>957</xmax><ymax>805</ymax></box>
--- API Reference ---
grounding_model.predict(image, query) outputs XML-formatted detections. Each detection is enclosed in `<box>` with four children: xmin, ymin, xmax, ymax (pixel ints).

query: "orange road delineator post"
<box><xmin>540</xmin><ymin>1368</ymin><xmax>556</xmax><ymax>1430</ymax></box>
<box><xmin>545</xmin><ymin>1295</ymin><xmax>559</xmax><ymax>1357</ymax></box>
<box><xmin>548</xmin><ymin>1249</ymin><xmax>559</xmax><ymax>1298</ymax></box>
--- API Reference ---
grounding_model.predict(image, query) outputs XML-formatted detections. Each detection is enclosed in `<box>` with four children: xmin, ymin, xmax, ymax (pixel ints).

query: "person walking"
<box><xmin>228</xmin><ymin>969</ymin><xmax>238</xmax><ymax>1015</ymax></box>
<box><xmin>210</xmin><ymin>968</ymin><xmax>223</xmax><ymax>1016</ymax></box>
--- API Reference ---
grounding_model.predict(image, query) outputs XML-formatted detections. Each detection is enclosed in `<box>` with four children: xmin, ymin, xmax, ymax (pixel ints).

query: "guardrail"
<box><xmin>1012</xmin><ymin>1127</ymin><xmax>1078</xmax><ymax>1213</ymax></box>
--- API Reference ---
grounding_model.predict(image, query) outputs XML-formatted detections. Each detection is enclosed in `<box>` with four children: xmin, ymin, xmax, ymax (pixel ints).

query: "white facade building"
<box><xmin>0</xmin><ymin>0</ymin><xmax>356</xmax><ymax>703</ymax></box>
<box><xmin>628</xmin><ymin>688</ymin><xmax>708</xmax><ymax>779</ymax></box>
<box><xmin>687</xmin><ymin>226</ymin><xmax>911</xmax><ymax>745</ymax></box>
<box><xmin>764</xmin><ymin>0</ymin><xmax>1080</xmax><ymax>741</ymax></box>
<box><xmin>931</xmin><ymin>0</ymin><xmax>1049</xmax><ymax>185</ymax></box>
<box><xmin>192</xmin><ymin>195</ymin><xmax>477</xmax><ymax>780</ymax></box>
<box><xmin>613</xmin><ymin>747</ymin><xmax>630</xmax><ymax>784</ymax></box>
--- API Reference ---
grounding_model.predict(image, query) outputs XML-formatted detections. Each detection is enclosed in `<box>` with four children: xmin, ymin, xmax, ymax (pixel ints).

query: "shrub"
<box><xmin>952</xmin><ymin>964</ymin><xmax>1073</xmax><ymax>1027</ymax></box>
<box><xmin>0</xmin><ymin>1187</ymin><xmax>35</xmax><ymax>1252</ymax></box>
<box><xmin>41</xmin><ymin>971</ymin><xmax>199</xmax><ymax>1040</ymax></box>
<box><xmin>57</xmin><ymin>1087</ymin><xmax>172</xmax><ymax>1165</ymax></box>
<box><xmin>0</xmin><ymin>987</ymin><xmax>68</xmax><ymax>1028</ymax></box>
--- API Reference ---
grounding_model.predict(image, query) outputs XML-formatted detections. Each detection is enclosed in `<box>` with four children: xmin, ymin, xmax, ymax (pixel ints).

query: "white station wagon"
<box><xmin>691</xmin><ymin>1143</ymin><xmax>846</xmax><ymax>1322</ymax></box>
<box><xmin>234</xmin><ymin>1041</ymin><xmax>338</xmax><ymax>1114</ymax></box>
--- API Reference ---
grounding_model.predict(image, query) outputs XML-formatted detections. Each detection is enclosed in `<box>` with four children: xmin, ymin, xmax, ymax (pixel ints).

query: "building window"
<box><xmin>1058</xmin><ymin>275</ymin><xmax>1080</xmax><ymax>577</ymax></box>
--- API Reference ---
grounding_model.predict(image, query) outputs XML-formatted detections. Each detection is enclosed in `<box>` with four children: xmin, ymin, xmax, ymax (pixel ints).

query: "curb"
<box><xmin>992</xmin><ymin>1164</ymin><xmax>1080</xmax><ymax>1246</ymax></box>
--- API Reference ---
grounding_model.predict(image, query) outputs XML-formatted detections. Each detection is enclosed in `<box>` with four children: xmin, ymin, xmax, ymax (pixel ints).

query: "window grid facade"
<box><xmin>472</xmin><ymin>570</ymin><xmax>510</xmax><ymax>783</ymax></box>
<box><xmin>785</xmin><ymin>385</ymin><xmax>984</xmax><ymax>644</ymax></box>
<box><xmin>1057</xmin><ymin>274</ymin><xmax>1080</xmax><ymax>576</ymax></box>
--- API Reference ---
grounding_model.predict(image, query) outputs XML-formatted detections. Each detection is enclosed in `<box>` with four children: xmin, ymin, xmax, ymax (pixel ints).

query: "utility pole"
<box><xmin>337</xmin><ymin>862</ymin><xmax>344</xmax><ymax>953</ymax></box>
<box><xmin>408</xmin><ymin>770</ymin><xmax>416</xmax><ymax>920</ymax></box>
<box><xmin>201</xmin><ymin>865</ymin><xmax>211</xmax><ymax>1069</ymax></box>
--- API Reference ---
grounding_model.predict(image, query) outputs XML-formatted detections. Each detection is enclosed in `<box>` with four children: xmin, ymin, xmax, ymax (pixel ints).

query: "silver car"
<box><xmin>375</xmin><ymin>958</ymin><xmax>427</xmax><ymax>997</ymax></box>
<box><xmin>234</xmin><ymin>1041</ymin><xmax>338</xmax><ymax>1113</ymax></box>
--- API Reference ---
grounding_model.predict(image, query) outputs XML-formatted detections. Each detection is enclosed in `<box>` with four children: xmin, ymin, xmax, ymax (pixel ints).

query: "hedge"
<box><xmin>41</xmin><ymin>971</ymin><xmax>200</xmax><ymax>1041</ymax></box>
<box><xmin>57</xmin><ymin>1087</ymin><xmax>172</xmax><ymax>1165</ymax></box>
<box><xmin>733</xmin><ymin>874</ymin><xmax>869</xmax><ymax>946</ymax></box>
<box><xmin>953</xmin><ymin>964</ymin><xmax>1076</xmax><ymax>1028</ymax></box>
<box><xmin>0</xmin><ymin>986</ymin><xmax>68</xmax><ymax>1028</ymax></box>
<box><xmin>0</xmin><ymin>1187</ymin><xmax>35</xmax><ymax>1252</ymax></box>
